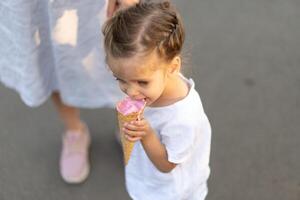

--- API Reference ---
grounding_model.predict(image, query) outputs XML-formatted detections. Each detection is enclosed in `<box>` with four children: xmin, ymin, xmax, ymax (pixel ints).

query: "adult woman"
<box><xmin>0</xmin><ymin>0</ymin><xmax>138</xmax><ymax>183</ymax></box>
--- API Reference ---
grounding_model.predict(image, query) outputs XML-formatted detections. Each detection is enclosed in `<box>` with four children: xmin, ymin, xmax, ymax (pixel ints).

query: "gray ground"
<box><xmin>1</xmin><ymin>0</ymin><xmax>300</xmax><ymax>199</ymax></box>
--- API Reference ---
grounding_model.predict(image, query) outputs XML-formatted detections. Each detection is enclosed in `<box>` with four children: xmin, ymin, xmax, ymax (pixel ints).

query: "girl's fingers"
<box><xmin>122</xmin><ymin>118</ymin><xmax>150</xmax><ymax>142</ymax></box>
<box><xmin>123</xmin><ymin>128</ymin><xmax>145</xmax><ymax>137</ymax></box>
<box><xmin>124</xmin><ymin>121</ymin><xmax>145</xmax><ymax>131</ymax></box>
<box><xmin>125</xmin><ymin>135</ymin><xmax>142</xmax><ymax>142</ymax></box>
<box><xmin>138</xmin><ymin>113</ymin><xmax>145</xmax><ymax>120</ymax></box>
<box><xmin>134</xmin><ymin>119</ymin><xmax>148</xmax><ymax>126</ymax></box>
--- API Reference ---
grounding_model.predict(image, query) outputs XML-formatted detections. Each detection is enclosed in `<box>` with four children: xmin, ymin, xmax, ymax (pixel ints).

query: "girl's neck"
<box><xmin>150</xmin><ymin>74</ymin><xmax>189</xmax><ymax>107</ymax></box>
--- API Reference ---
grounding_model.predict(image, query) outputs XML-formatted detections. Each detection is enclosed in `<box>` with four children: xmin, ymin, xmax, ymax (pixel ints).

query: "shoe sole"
<box><xmin>62</xmin><ymin>161</ymin><xmax>90</xmax><ymax>184</ymax></box>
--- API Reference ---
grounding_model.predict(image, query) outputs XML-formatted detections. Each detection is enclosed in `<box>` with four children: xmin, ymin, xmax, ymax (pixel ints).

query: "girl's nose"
<box><xmin>126</xmin><ymin>86</ymin><xmax>139</xmax><ymax>98</ymax></box>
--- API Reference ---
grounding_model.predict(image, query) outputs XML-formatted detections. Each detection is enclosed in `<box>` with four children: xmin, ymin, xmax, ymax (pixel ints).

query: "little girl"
<box><xmin>103</xmin><ymin>1</ymin><xmax>211</xmax><ymax>199</ymax></box>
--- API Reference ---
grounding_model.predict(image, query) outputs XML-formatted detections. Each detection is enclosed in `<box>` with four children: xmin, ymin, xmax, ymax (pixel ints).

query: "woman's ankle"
<box><xmin>65</xmin><ymin>121</ymin><xmax>86</xmax><ymax>134</ymax></box>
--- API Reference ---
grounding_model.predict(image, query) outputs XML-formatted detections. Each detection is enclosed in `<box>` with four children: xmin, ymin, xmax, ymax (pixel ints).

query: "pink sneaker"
<box><xmin>60</xmin><ymin>125</ymin><xmax>91</xmax><ymax>184</ymax></box>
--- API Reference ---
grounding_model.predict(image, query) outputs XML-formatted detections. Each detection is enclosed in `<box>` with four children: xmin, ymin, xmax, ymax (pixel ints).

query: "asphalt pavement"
<box><xmin>1</xmin><ymin>0</ymin><xmax>299</xmax><ymax>199</ymax></box>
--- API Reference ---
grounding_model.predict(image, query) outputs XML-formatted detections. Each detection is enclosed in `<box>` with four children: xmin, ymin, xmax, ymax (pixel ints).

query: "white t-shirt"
<box><xmin>125</xmin><ymin>78</ymin><xmax>211</xmax><ymax>200</ymax></box>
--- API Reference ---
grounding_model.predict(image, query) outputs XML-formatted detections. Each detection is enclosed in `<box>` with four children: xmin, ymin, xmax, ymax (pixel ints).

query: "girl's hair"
<box><xmin>103</xmin><ymin>1</ymin><xmax>185</xmax><ymax>62</ymax></box>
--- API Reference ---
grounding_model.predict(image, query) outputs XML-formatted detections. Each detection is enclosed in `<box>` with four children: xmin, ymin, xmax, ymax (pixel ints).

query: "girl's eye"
<box><xmin>138</xmin><ymin>81</ymin><xmax>148</xmax><ymax>86</ymax></box>
<box><xmin>115</xmin><ymin>77</ymin><xmax>125</xmax><ymax>83</ymax></box>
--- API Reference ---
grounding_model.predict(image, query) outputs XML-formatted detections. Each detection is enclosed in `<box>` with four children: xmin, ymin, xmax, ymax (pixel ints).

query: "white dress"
<box><xmin>0</xmin><ymin>0</ymin><xmax>123</xmax><ymax>108</ymax></box>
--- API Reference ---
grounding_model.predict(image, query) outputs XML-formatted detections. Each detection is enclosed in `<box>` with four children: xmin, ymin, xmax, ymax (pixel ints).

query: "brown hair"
<box><xmin>103</xmin><ymin>1</ymin><xmax>185</xmax><ymax>62</ymax></box>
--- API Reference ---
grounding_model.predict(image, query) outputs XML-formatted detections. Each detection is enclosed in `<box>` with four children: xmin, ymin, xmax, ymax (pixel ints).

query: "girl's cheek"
<box><xmin>119</xmin><ymin>84</ymin><xmax>126</xmax><ymax>93</ymax></box>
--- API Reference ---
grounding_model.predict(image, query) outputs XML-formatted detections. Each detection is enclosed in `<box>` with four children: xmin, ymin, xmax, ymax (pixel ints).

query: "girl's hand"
<box><xmin>107</xmin><ymin>0</ymin><xmax>139</xmax><ymax>18</ymax></box>
<box><xmin>122</xmin><ymin>118</ymin><xmax>153</xmax><ymax>142</ymax></box>
<box><xmin>124</xmin><ymin>117</ymin><xmax>177</xmax><ymax>173</ymax></box>
<box><xmin>118</xmin><ymin>0</ymin><xmax>139</xmax><ymax>9</ymax></box>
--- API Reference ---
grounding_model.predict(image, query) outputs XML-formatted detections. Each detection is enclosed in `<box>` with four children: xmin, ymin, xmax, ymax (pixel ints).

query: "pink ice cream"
<box><xmin>116</xmin><ymin>97</ymin><xmax>146</xmax><ymax>116</ymax></box>
<box><xmin>116</xmin><ymin>97</ymin><xmax>146</xmax><ymax>165</ymax></box>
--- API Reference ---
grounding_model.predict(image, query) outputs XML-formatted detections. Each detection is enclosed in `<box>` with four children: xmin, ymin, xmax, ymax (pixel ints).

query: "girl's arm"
<box><xmin>141</xmin><ymin>129</ymin><xmax>177</xmax><ymax>173</ymax></box>
<box><xmin>123</xmin><ymin>120</ymin><xmax>177</xmax><ymax>173</ymax></box>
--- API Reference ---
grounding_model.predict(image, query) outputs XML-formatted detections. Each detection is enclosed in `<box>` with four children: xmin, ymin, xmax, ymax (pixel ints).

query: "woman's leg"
<box><xmin>51</xmin><ymin>92</ymin><xmax>90</xmax><ymax>184</ymax></box>
<box><xmin>51</xmin><ymin>92</ymin><xmax>85</xmax><ymax>132</ymax></box>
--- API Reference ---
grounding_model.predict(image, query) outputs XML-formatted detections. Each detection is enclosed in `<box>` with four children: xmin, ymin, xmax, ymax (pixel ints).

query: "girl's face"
<box><xmin>107</xmin><ymin>52</ymin><xmax>177</xmax><ymax>107</ymax></box>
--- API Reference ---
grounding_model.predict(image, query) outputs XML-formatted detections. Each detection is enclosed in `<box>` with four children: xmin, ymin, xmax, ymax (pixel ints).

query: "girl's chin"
<box><xmin>145</xmin><ymin>99</ymin><xmax>151</xmax><ymax>106</ymax></box>
<box><xmin>146</xmin><ymin>99</ymin><xmax>162</xmax><ymax>107</ymax></box>
<box><xmin>145</xmin><ymin>97</ymin><xmax>162</xmax><ymax>107</ymax></box>
<box><xmin>144</xmin><ymin>98</ymin><xmax>153</xmax><ymax>106</ymax></box>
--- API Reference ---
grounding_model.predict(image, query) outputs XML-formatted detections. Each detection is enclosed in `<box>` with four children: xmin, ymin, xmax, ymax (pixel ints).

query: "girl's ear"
<box><xmin>168</xmin><ymin>56</ymin><xmax>181</xmax><ymax>74</ymax></box>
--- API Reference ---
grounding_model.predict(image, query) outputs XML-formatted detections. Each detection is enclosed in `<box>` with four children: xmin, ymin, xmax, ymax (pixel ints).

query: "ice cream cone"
<box><xmin>116</xmin><ymin>98</ymin><xmax>146</xmax><ymax>165</ymax></box>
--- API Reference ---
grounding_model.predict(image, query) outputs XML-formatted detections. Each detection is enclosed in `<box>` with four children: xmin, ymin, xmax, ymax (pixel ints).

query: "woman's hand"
<box><xmin>122</xmin><ymin>118</ymin><xmax>153</xmax><ymax>142</ymax></box>
<box><xmin>107</xmin><ymin>0</ymin><xmax>139</xmax><ymax>18</ymax></box>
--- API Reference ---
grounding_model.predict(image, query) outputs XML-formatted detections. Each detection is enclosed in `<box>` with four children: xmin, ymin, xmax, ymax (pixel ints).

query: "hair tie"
<box><xmin>162</xmin><ymin>1</ymin><xmax>170</xmax><ymax>9</ymax></box>
<box><xmin>169</xmin><ymin>21</ymin><xmax>178</xmax><ymax>37</ymax></box>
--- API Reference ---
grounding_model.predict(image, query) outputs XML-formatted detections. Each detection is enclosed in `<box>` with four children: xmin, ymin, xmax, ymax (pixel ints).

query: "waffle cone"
<box><xmin>117</xmin><ymin>110</ymin><xmax>144</xmax><ymax>165</ymax></box>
